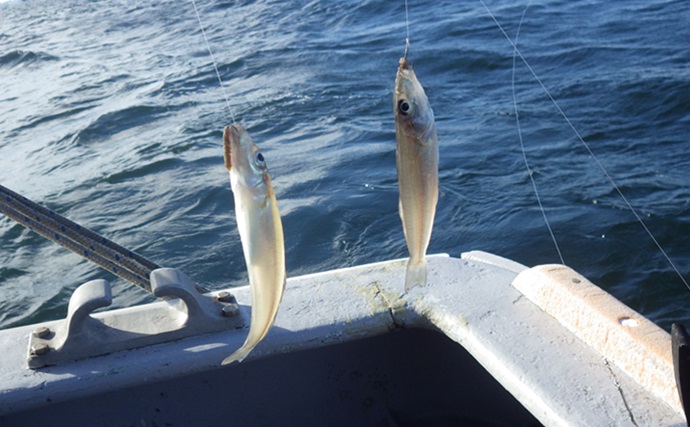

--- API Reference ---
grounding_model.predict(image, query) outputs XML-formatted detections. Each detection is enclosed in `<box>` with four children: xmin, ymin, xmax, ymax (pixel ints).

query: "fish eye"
<box><xmin>256</xmin><ymin>152</ymin><xmax>265</xmax><ymax>163</ymax></box>
<box><xmin>398</xmin><ymin>99</ymin><xmax>411</xmax><ymax>116</ymax></box>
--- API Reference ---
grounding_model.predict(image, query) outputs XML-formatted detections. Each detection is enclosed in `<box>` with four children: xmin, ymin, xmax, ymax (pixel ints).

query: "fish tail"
<box><xmin>221</xmin><ymin>343</ymin><xmax>253</xmax><ymax>365</ymax></box>
<box><xmin>221</xmin><ymin>319</ymin><xmax>273</xmax><ymax>365</ymax></box>
<box><xmin>404</xmin><ymin>257</ymin><xmax>427</xmax><ymax>292</ymax></box>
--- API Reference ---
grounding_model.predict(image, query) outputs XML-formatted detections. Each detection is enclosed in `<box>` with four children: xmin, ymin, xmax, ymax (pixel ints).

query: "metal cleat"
<box><xmin>27</xmin><ymin>268</ymin><xmax>242</xmax><ymax>369</ymax></box>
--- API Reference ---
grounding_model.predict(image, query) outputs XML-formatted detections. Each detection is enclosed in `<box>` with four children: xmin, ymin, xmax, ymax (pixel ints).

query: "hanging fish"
<box><xmin>394</xmin><ymin>55</ymin><xmax>439</xmax><ymax>292</ymax></box>
<box><xmin>222</xmin><ymin>123</ymin><xmax>286</xmax><ymax>365</ymax></box>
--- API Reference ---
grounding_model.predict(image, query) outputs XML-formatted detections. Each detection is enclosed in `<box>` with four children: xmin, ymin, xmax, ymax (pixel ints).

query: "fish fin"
<box><xmin>221</xmin><ymin>343</ymin><xmax>253</xmax><ymax>365</ymax></box>
<box><xmin>404</xmin><ymin>257</ymin><xmax>427</xmax><ymax>292</ymax></box>
<box><xmin>221</xmin><ymin>322</ymin><xmax>272</xmax><ymax>365</ymax></box>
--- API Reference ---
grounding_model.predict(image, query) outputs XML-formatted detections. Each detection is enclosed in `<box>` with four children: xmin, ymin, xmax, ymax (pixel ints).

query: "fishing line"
<box><xmin>509</xmin><ymin>9</ymin><xmax>644</xmax><ymax>417</ymax></box>
<box><xmin>510</xmin><ymin>2</ymin><xmax>565</xmax><ymax>265</ymax></box>
<box><xmin>403</xmin><ymin>0</ymin><xmax>410</xmax><ymax>58</ymax></box>
<box><xmin>480</xmin><ymin>0</ymin><xmax>690</xmax><ymax>291</ymax></box>
<box><xmin>191</xmin><ymin>0</ymin><xmax>236</xmax><ymax>123</ymax></box>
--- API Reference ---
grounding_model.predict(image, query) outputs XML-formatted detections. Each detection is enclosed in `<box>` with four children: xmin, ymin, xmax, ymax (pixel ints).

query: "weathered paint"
<box><xmin>0</xmin><ymin>253</ymin><xmax>684</xmax><ymax>426</ymax></box>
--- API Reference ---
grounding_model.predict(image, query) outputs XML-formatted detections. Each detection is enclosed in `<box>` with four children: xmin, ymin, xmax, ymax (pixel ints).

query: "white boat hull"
<box><xmin>0</xmin><ymin>252</ymin><xmax>684</xmax><ymax>426</ymax></box>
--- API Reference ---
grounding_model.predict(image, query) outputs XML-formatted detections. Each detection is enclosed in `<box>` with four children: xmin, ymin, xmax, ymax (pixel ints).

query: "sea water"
<box><xmin>0</xmin><ymin>0</ymin><xmax>688</xmax><ymax>331</ymax></box>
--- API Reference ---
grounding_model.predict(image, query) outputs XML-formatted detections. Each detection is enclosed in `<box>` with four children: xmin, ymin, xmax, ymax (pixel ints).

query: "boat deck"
<box><xmin>0</xmin><ymin>252</ymin><xmax>685</xmax><ymax>426</ymax></box>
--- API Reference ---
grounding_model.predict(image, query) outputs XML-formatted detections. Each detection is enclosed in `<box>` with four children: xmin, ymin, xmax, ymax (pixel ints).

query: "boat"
<box><xmin>0</xmin><ymin>250</ymin><xmax>685</xmax><ymax>426</ymax></box>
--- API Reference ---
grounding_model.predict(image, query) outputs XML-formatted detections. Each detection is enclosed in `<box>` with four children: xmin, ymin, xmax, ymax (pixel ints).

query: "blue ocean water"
<box><xmin>0</xmin><ymin>0</ymin><xmax>688</xmax><ymax>332</ymax></box>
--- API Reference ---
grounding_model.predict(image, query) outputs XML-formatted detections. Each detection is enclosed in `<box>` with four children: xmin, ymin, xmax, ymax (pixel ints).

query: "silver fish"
<box><xmin>394</xmin><ymin>56</ymin><xmax>439</xmax><ymax>292</ymax></box>
<box><xmin>222</xmin><ymin>123</ymin><xmax>286</xmax><ymax>365</ymax></box>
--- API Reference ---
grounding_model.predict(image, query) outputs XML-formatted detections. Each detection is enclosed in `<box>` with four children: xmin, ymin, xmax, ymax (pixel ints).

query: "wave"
<box><xmin>13</xmin><ymin>105</ymin><xmax>94</xmax><ymax>135</ymax></box>
<box><xmin>0</xmin><ymin>49</ymin><xmax>58</xmax><ymax>68</ymax></box>
<box><xmin>66</xmin><ymin>104</ymin><xmax>171</xmax><ymax>146</ymax></box>
<box><xmin>0</xmin><ymin>266</ymin><xmax>25</xmax><ymax>281</ymax></box>
<box><xmin>103</xmin><ymin>157</ymin><xmax>182</xmax><ymax>184</ymax></box>
<box><xmin>618</xmin><ymin>76</ymin><xmax>690</xmax><ymax>123</ymax></box>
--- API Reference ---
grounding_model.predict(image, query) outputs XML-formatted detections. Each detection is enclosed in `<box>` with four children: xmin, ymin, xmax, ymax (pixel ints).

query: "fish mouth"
<box><xmin>223</xmin><ymin>124</ymin><xmax>243</xmax><ymax>171</ymax></box>
<box><xmin>399</xmin><ymin>56</ymin><xmax>412</xmax><ymax>71</ymax></box>
<box><xmin>395</xmin><ymin>57</ymin><xmax>414</xmax><ymax>97</ymax></box>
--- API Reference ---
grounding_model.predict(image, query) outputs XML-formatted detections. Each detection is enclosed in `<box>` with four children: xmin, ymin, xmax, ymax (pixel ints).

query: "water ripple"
<box><xmin>0</xmin><ymin>0</ymin><xmax>689</xmax><ymax>332</ymax></box>
<box><xmin>0</xmin><ymin>49</ymin><xmax>58</xmax><ymax>68</ymax></box>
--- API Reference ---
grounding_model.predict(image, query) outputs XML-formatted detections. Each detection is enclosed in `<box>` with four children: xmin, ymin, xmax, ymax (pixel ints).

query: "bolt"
<box><xmin>221</xmin><ymin>304</ymin><xmax>239</xmax><ymax>317</ymax></box>
<box><xmin>32</xmin><ymin>326</ymin><xmax>51</xmax><ymax>339</ymax></box>
<box><xmin>619</xmin><ymin>316</ymin><xmax>639</xmax><ymax>327</ymax></box>
<box><xmin>216</xmin><ymin>291</ymin><xmax>236</xmax><ymax>304</ymax></box>
<box><xmin>32</xmin><ymin>343</ymin><xmax>50</xmax><ymax>356</ymax></box>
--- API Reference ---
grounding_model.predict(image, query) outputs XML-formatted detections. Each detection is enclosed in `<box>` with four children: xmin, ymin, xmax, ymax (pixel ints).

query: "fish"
<box><xmin>393</xmin><ymin>56</ymin><xmax>439</xmax><ymax>292</ymax></box>
<box><xmin>221</xmin><ymin>123</ymin><xmax>286</xmax><ymax>365</ymax></box>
